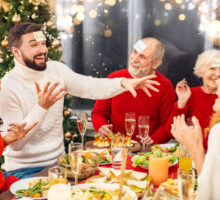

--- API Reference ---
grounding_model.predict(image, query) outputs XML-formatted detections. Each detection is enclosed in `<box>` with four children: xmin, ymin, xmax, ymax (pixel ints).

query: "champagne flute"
<box><xmin>138</xmin><ymin>115</ymin><xmax>150</xmax><ymax>152</ymax></box>
<box><xmin>178</xmin><ymin>168</ymin><xmax>195</xmax><ymax>200</ymax></box>
<box><xmin>68</xmin><ymin>142</ymin><xmax>82</xmax><ymax>185</ymax></box>
<box><xmin>77</xmin><ymin>112</ymin><xmax>88</xmax><ymax>149</ymax></box>
<box><xmin>125</xmin><ymin>112</ymin><xmax>136</xmax><ymax>155</ymax></box>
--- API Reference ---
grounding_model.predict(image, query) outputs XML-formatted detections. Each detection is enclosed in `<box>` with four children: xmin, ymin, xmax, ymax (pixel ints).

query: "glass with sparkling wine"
<box><xmin>77</xmin><ymin>112</ymin><xmax>88</xmax><ymax>149</ymax></box>
<box><xmin>138</xmin><ymin>115</ymin><xmax>149</xmax><ymax>152</ymax></box>
<box><xmin>125</xmin><ymin>112</ymin><xmax>136</xmax><ymax>155</ymax></box>
<box><xmin>178</xmin><ymin>168</ymin><xmax>195</xmax><ymax>200</ymax></box>
<box><xmin>68</xmin><ymin>142</ymin><xmax>82</xmax><ymax>185</ymax></box>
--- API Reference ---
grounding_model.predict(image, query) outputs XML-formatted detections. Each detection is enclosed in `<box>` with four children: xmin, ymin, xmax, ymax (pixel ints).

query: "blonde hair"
<box><xmin>204</xmin><ymin>112</ymin><xmax>220</xmax><ymax>137</ymax></box>
<box><xmin>194</xmin><ymin>49</ymin><xmax>220</xmax><ymax>78</ymax></box>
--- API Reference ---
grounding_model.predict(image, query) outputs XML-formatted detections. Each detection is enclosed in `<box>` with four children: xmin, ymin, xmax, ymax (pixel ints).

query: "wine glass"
<box><xmin>77</xmin><ymin>112</ymin><xmax>88</xmax><ymax>149</ymax></box>
<box><xmin>68</xmin><ymin>142</ymin><xmax>83</xmax><ymax>185</ymax></box>
<box><xmin>178</xmin><ymin>168</ymin><xmax>195</xmax><ymax>200</ymax></box>
<box><xmin>138</xmin><ymin>115</ymin><xmax>149</xmax><ymax>152</ymax></box>
<box><xmin>125</xmin><ymin>112</ymin><xmax>136</xmax><ymax>155</ymax></box>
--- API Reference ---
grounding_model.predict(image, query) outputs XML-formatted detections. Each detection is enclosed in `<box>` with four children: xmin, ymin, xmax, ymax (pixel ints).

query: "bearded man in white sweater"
<box><xmin>0</xmin><ymin>22</ymin><xmax>160</xmax><ymax>179</ymax></box>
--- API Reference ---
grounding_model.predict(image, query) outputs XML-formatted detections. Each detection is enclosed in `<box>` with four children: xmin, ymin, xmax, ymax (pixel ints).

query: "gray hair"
<box><xmin>194</xmin><ymin>49</ymin><xmax>220</xmax><ymax>78</ymax></box>
<box><xmin>153</xmin><ymin>42</ymin><xmax>165</xmax><ymax>61</ymax></box>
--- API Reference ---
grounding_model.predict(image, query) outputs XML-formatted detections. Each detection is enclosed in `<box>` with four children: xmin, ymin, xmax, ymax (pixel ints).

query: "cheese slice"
<box><xmin>127</xmin><ymin>180</ymin><xmax>148</xmax><ymax>189</ymax></box>
<box><xmin>98</xmin><ymin>167</ymin><xmax>111</xmax><ymax>178</ymax></box>
<box><xmin>131</xmin><ymin>171</ymin><xmax>147</xmax><ymax>181</ymax></box>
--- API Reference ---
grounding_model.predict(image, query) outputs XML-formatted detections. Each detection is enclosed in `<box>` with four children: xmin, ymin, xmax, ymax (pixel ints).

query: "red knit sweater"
<box><xmin>0</xmin><ymin>135</ymin><xmax>5</xmax><ymax>191</ymax></box>
<box><xmin>167</xmin><ymin>86</ymin><xmax>217</xmax><ymax>150</ymax></box>
<box><xmin>92</xmin><ymin>69</ymin><xmax>176</xmax><ymax>144</ymax></box>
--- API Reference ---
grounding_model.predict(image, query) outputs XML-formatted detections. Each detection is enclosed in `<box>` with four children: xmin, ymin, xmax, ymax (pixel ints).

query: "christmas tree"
<box><xmin>0</xmin><ymin>0</ymin><xmax>78</xmax><ymax>158</ymax></box>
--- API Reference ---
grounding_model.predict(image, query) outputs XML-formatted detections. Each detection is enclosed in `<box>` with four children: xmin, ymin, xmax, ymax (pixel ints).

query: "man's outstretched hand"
<box><xmin>121</xmin><ymin>75</ymin><xmax>160</xmax><ymax>97</ymax></box>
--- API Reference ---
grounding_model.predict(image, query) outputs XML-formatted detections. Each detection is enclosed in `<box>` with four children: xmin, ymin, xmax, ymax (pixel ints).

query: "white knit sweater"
<box><xmin>197</xmin><ymin>123</ymin><xmax>220</xmax><ymax>200</ymax></box>
<box><xmin>0</xmin><ymin>59</ymin><xmax>124</xmax><ymax>171</ymax></box>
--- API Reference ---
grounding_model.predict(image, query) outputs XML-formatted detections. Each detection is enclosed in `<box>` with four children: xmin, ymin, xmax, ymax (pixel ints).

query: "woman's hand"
<box><xmin>171</xmin><ymin>114</ymin><xmax>205</xmax><ymax>174</ymax></box>
<box><xmin>176</xmin><ymin>79</ymin><xmax>191</xmax><ymax>108</ymax></box>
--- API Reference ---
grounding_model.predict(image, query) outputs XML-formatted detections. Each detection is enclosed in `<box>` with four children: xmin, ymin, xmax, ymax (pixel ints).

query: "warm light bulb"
<box><xmin>179</xmin><ymin>14</ymin><xmax>186</xmax><ymax>21</ymax></box>
<box><xmin>104</xmin><ymin>29</ymin><xmax>112</xmax><ymax>37</ymax></box>
<box><xmin>78</xmin><ymin>5</ymin><xmax>85</xmax><ymax>13</ymax></box>
<box><xmin>76</xmin><ymin>12</ymin><xmax>85</xmax><ymax>21</ymax></box>
<box><xmin>89</xmin><ymin>9</ymin><xmax>97</xmax><ymax>18</ymax></box>
<box><xmin>70</xmin><ymin>4</ymin><xmax>78</xmax><ymax>15</ymax></box>
<box><xmin>154</xmin><ymin>19</ymin><xmax>161</xmax><ymax>26</ymax></box>
<box><xmin>175</xmin><ymin>0</ymin><xmax>183</xmax><ymax>4</ymax></box>
<box><xmin>164</xmin><ymin>3</ymin><xmax>172</xmax><ymax>10</ymax></box>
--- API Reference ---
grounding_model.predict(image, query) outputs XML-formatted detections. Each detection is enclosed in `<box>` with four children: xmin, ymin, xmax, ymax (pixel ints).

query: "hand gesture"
<box><xmin>136</xmin><ymin>135</ymin><xmax>154</xmax><ymax>145</ymax></box>
<box><xmin>35</xmin><ymin>82</ymin><xmax>67</xmax><ymax>110</ymax></box>
<box><xmin>3</xmin><ymin>122</ymin><xmax>38</xmax><ymax>146</ymax></box>
<box><xmin>176</xmin><ymin>79</ymin><xmax>191</xmax><ymax>108</ymax></box>
<box><xmin>171</xmin><ymin>114</ymin><xmax>203</xmax><ymax>152</ymax></box>
<box><xmin>121</xmin><ymin>75</ymin><xmax>160</xmax><ymax>98</ymax></box>
<box><xmin>98</xmin><ymin>124</ymin><xmax>113</xmax><ymax>137</ymax></box>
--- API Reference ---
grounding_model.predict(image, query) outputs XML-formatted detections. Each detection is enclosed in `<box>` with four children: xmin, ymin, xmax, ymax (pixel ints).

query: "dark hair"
<box><xmin>8</xmin><ymin>22</ymin><xmax>42</xmax><ymax>50</ymax></box>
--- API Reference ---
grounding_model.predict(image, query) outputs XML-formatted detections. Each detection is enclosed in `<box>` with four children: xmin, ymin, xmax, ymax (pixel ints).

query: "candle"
<box><xmin>47</xmin><ymin>184</ymin><xmax>72</xmax><ymax>200</ymax></box>
<box><xmin>149</xmin><ymin>154</ymin><xmax>169</xmax><ymax>185</ymax></box>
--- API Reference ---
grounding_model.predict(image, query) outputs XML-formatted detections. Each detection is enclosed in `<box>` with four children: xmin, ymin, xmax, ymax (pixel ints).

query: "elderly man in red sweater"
<box><xmin>92</xmin><ymin>37</ymin><xmax>176</xmax><ymax>144</ymax></box>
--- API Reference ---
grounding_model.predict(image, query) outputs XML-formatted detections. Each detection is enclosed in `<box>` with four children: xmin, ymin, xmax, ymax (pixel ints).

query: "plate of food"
<box><xmin>71</xmin><ymin>183</ymin><xmax>138</xmax><ymax>200</ymax></box>
<box><xmin>86</xmin><ymin>148</ymin><xmax>112</xmax><ymax>165</ymax></box>
<box><xmin>151</xmin><ymin>143</ymin><xmax>179</xmax><ymax>156</ymax></box>
<box><xmin>86</xmin><ymin>132</ymin><xmax>141</xmax><ymax>152</ymax></box>
<box><xmin>10</xmin><ymin>177</ymin><xmax>49</xmax><ymax>199</ymax></box>
<box><xmin>132</xmin><ymin>144</ymin><xmax>178</xmax><ymax>170</ymax></box>
<box><xmin>159</xmin><ymin>178</ymin><xmax>197</xmax><ymax>199</ymax></box>
<box><xmin>87</xmin><ymin>167</ymin><xmax>151</xmax><ymax>197</ymax></box>
<box><xmin>58</xmin><ymin>151</ymin><xmax>99</xmax><ymax>179</ymax></box>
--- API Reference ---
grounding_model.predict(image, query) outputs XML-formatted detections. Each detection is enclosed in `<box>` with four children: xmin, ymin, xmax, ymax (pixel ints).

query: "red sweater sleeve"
<box><xmin>150</xmin><ymin>81</ymin><xmax>176</xmax><ymax>144</ymax></box>
<box><xmin>92</xmin><ymin>73</ymin><xmax>115</xmax><ymax>132</ymax></box>
<box><xmin>92</xmin><ymin>98</ymin><xmax>112</xmax><ymax>132</ymax></box>
<box><xmin>0</xmin><ymin>135</ymin><xmax>5</xmax><ymax>191</ymax></box>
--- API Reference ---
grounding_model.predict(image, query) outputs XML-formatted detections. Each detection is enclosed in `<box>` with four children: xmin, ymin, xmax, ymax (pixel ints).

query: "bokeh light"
<box><xmin>104</xmin><ymin>29</ymin><xmax>112</xmax><ymax>37</ymax></box>
<box><xmin>154</xmin><ymin>19</ymin><xmax>161</xmax><ymax>26</ymax></box>
<box><xmin>89</xmin><ymin>9</ymin><xmax>98</xmax><ymax>18</ymax></box>
<box><xmin>76</xmin><ymin>12</ymin><xmax>85</xmax><ymax>21</ymax></box>
<box><xmin>164</xmin><ymin>3</ymin><xmax>172</xmax><ymax>10</ymax></box>
<box><xmin>179</xmin><ymin>14</ymin><xmax>186</xmax><ymax>21</ymax></box>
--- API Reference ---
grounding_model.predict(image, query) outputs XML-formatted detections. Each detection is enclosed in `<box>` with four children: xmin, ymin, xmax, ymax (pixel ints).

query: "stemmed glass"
<box><xmin>138</xmin><ymin>115</ymin><xmax>150</xmax><ymax>152</ymax></box>
<box><xmin>77</xmin><ymin>112</ymin><xmax>88</xmax><ymax>149</ymax></box>
<box><xmin>125</xmin><ymin>112</ymin><xmax>136</xmax><ymax>155</ymax></box>
<box><xmin>178</xmin><ymin>168</ymin><xmax>195</xmax><ymax>200</ymax></box>
<box><xmin>68</xmin><ymin>142</ymin><xmax>83</xmax><ymax>185</ymax></box>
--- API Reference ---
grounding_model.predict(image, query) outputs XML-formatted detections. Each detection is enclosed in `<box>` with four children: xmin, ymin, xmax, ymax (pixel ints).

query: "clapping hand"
<box><xmin>35</xmin><ymin>82</ymin><xmax>67</xmax><ymax>110</ymax></box>
<box><xmin>176</xmin><ymin>79</ymin><xmax>191</xmax><ymax>108</ymax></box>
<box><xmin>171</xmin><ymin>114</ymin><xmax>203</xmax><ymax>152</ymax></box>
<box><xmin>121</xmin><ymin>75</ymin><xmax>160</xmax><ymax>98</ymax></box>
<box><xmin>4</xmin><ymin>122</ymin><xmax>38</xmax><ymax>145</ymax></box>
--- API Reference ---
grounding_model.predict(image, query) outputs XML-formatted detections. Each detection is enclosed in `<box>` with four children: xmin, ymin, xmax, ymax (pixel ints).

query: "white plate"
<box><xmin>10</xmin><ymin>177</ymin><xmax>47</xmax><ymax>199</ymax></box>
<box><xmin>132</xmin><ymin>143</ymin><xmax>178</xmax><ymax>169</ymax></box>
<box><xmin>158</xmin><ymin>143</ymin><xmax>178</xmax><ymax>151</ymax></box>
<box><xmin>71</xmin><ymin>183</ymin><xmax>137</xmax><ymax>200</ymax></box>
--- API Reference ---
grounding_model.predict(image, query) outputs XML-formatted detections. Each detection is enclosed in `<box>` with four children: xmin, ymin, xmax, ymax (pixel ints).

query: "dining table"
<box><xmin>0</xmin><ymin>143</ymin><xmax>179</xmax><ymax>200</ymax></box>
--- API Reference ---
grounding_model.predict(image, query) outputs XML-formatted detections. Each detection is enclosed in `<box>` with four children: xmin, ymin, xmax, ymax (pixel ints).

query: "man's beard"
<box><xmin>128</xmin><ymin>63</ymin><xmax>151</xmax><ymax>78</ymax></box>
<box><xmin>20</xmin><ymin>51</ymin><xmax>47</xmax><ymax>71</ymax></box>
